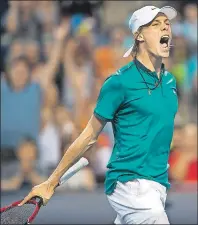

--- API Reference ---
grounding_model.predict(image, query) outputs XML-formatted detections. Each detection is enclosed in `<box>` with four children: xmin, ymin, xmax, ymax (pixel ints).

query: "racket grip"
<box><xmin>58</xmin><ymin>157</ymin><xmax>89</xmax><ymax>186</ymax></box>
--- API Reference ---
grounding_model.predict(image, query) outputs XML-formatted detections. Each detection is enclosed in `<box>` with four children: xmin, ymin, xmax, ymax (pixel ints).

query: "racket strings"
<box><xmin>0</xmin><ymin>204</ymin><xmax>36</xmax><ymax>224</ymax></box>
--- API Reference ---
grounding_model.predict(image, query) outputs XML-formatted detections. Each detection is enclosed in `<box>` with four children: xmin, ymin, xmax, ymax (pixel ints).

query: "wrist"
<box><xmin>47</xmin><ymin>177</ymin><xmax>59</xmax><ymax>189</ymax></box>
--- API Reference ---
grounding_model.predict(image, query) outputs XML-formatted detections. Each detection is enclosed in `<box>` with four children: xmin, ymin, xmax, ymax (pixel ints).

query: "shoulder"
<box><xmin>116</xmin><ymin>61</ymin><xmax>136</xmax><ymax>76</ymax></box>
<box><xmin>102</xmin><ymin>61</ymin><xmax>136</xmax><ymax>90</ymax></box>
<box><xmin>102</xmin><ymin>73</ymin><xmax>122</xmax><ymax>91</ymax></box>
<box><xmin>27</xmin><ymin>82</ymin><xmax>43</xmax><ymax>95</ymax></box>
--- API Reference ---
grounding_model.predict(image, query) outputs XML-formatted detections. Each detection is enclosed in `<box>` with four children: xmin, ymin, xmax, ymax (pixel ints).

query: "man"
<box><xmin>20</xmin><ymin>6</ymin><xmax>178</xmax><ymax>224</ymax></box>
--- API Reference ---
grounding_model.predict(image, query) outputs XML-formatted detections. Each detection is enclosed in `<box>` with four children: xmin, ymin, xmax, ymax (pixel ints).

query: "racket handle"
<box><xmin>58</xmin><ymin>157</ymin><xmax>89</xmax><ymax>186</ymax></box>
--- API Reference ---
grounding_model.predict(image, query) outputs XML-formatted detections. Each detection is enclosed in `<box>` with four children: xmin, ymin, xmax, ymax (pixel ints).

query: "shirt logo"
<box><xmin>166</xmin><ymin>78</ymin><xmax>173</xmax><ymax>84</ymax></box>
<box><xmin>151</xmin><ymin>7</ymin><xmax>157</xmax><ymax>10</ymax></box>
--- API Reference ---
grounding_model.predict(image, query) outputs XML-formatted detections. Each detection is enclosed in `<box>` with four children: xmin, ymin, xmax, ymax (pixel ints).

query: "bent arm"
<box><xmin>48</xmin><ymin>115</ymin><xmax>106</xmax><ymax>187</ymax></box>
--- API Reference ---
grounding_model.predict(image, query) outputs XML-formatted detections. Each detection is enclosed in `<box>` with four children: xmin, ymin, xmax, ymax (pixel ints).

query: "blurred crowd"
<box><xmin>1</xmin><ymin>1</ymin><xmax>197</xmax><ymax>192</ymax></box>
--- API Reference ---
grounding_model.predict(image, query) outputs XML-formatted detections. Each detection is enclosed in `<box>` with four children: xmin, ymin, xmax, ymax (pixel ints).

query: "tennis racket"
<box><xmin>0</xmin><ymin>157</ymin><xmax>89</xmax><ymax>224</ymax></box>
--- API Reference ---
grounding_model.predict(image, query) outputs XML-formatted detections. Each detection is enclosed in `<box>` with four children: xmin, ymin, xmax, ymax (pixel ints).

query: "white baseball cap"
<box><xmin>123</xmin><ymin>6</ymin><xmax>177</xmax><ymax>57</ymax></box>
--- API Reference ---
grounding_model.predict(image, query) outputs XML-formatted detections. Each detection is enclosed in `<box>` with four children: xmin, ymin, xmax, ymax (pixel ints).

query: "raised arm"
<box><xmin>5</xmin><ymin>1</ymin><xmax>19</xmax><ymax>34</ymax></box>
<box><xmin>39</xmin><ymin>20</ymin><xmax>70</xmax><ymax>88</ymax></box>
<box><xmin>63</xmin><ymin>39</ymin><xmax>87</xmax><ymax>127</ymax></box>
<box><xmin>19</xmin><ymin>115</ymin><xmax>106</xmax><ymax>205</ymax></box>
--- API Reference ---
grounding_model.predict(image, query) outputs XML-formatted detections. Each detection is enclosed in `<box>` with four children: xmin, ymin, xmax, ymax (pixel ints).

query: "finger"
<box><xmin>42</xmin><ymin>198</ymin><xmax>48</xmax><ymax>206</ymax></box>
<box><xmin>18</xmin><ymin>193</ymin><xmax>33</xmax><ymax>206</ymax></box>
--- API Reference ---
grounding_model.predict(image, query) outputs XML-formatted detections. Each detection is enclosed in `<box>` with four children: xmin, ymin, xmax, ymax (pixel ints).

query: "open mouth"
<box><xmin>160</xmin><ymin>35</ymin><xmax>170</xmax><ymax>49</ymax></box>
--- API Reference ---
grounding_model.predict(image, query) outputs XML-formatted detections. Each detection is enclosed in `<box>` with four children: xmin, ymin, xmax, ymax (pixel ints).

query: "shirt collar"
<box><xmin>134</xmin><ymin>58</ymin><xmax>165</xmax><ymax>76</ymax></box>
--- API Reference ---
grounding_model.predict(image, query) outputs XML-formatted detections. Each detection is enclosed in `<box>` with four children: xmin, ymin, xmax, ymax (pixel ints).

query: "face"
<box><xmin>110</xmin><ymin>27</ymin><xmax>126</xmax><ymax>46</ymax></box>
<box><xmin>140</xmin><ymin>13</ymin><xmax>172</xmax><ymax>58</ymax></box>
<box><xmin>10</xmin><ymin>41</ymin><xmax>24</xmax><ymax>61</ymax></box>
<box><xmin>184</xmin><ymin>4</ymin><xmax>197</xmax><ymax>23</ymax></box>
<box><xmin>25</xmin><ymin>42</ymin><xmax>39</xmax><ymax>64</ymax></box>
<box><xmin>10</xmin><ymin>61</ymin><xmax>29</xmax><ymax>90</ymax></box>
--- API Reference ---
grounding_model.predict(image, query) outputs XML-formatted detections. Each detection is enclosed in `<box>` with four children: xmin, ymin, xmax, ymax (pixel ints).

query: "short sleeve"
<box><xmin>94</xmin><ymin>75</ymin><xmax>125</xmax><ymax>121</ymax></box>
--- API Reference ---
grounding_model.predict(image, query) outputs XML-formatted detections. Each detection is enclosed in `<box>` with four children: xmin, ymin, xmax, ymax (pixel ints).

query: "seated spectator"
<box><xmin>169</xmin><ymin>124</ymin><xmax>197</xmax><ymax>183</ymax></box>
<box><xmin>1</xmin><ymin>139</ymin><xmax>46</xmax><ymax>191</ymax></box>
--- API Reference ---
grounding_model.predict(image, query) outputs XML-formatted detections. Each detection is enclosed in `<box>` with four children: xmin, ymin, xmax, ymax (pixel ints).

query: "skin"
<box><xmin>9</xmin><ymin>60</ymin><xmax>30</xmax><ymax>91</ymax></box>
<box><xmin>19</xmin><ymin>13</ymin><xmax>174</xmax><ymax>206</ymax></box>
<box><xmin>135</xmin><ymin>13</ymin><xmax>172</xmax><ymax>77</ymax></box>
<box><xmin>169</xmin><ymin>124</ymin><xmax>197</xmax><ymax>181</ymax></box>
<box><xmin>7</xmin><ymin>20</ymin><xmax>69</xmax><ymax>92</ymax></box>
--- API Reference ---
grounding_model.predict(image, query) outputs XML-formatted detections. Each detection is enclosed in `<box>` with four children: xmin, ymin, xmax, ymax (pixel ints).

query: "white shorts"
<box><xmin>107</xmin><ymin>179</ymin><xmax>169</xmax><ymax>224</ymax></box>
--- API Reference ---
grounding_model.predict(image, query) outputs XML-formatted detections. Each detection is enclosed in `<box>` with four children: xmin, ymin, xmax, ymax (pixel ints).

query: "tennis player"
<box><xmin>20</xmin><ymin>5</ymin><xmax>178</xmax><ymax>224</ymax></box>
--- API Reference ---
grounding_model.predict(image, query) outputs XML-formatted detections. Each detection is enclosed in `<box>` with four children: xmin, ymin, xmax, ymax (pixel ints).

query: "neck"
<box><xmin>136</xmin><ymin>50</ymin><xmax>163</xmax><ymax>78</ymax></box>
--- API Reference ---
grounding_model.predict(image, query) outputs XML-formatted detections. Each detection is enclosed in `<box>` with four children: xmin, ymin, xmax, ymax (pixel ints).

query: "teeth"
<box><xmin>161</xmin><ymin>35</ymin><xmax>169</xmax><ymax>38</ymax></box>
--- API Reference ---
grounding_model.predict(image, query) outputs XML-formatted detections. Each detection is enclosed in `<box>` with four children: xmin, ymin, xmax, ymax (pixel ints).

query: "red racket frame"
<box><xmin>0</xmin><ymin>199</ymin><xmax>42</xmax><ymax>224</ymax></box>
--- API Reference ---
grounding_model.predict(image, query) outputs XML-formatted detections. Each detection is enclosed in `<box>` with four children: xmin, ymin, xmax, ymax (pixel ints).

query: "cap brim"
<box><xmin>123</xmin><ymin>45</ymin><xmax>134</xmax><ymax>58</ymax></box>
<box><xmin>159</xmin><ymin>6</ymin><xmax>177</xmax><ymax>20</ymax></box>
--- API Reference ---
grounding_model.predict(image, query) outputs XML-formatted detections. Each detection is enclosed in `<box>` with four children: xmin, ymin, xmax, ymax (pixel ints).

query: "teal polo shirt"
<box><xmin>94</xmin><ymin>59</ymin><xmax>178</xmax><ymax>195</ymax></box>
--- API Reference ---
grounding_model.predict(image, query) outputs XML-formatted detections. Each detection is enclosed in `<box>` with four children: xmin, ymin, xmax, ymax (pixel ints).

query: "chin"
<box><xmin>150</xmin><ymin>49</ymin><xmax>170</xmax><ymax>59</ymax></box>
<box><xmin>160</xmin><ymin>52</ymin><xmax>170</xmax><ymax>58</ymax></box>
<box><xmin>156</xmin><ymin>49</ymin><xmax>170</xmax><ymax>58</ymax></box>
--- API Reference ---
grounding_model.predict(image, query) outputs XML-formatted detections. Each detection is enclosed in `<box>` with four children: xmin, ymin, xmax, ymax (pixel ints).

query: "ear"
<box><xmin>136</xmin><ymin>33</ymin><xmax>144</xmax><ymax>42</ymax></box>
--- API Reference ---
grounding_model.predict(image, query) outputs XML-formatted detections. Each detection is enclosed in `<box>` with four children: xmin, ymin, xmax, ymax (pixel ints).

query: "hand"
<box><xmin>18</xmin><ymin>181</ymin><xmax>56</xmax><ymax>206</ymax></box>
<box><xmin>55</xmin><ymin>19</ymin><xmax>70</xmax><ymax>41</ymax></box>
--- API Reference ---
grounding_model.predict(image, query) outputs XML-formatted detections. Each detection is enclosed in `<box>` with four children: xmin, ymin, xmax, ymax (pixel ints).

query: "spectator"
<box><xmin>183</xmin><ymin>3</ymin><xmax>197</xmax><ymax>55</ymax></box>
<box><xmin>1</xmin><ymin>56</ymin><xmax>42</xmax><ymax>149</ymax></box>
<box><xmin>94</xmin><ymin>25</ymin><xmax>131</xmax><ymax>85</ymax></box>
<box><xmin>54</xmin><ymin>105</ymin><xmax>78</xmax><ymax>155</ymax></box>
<box><xmin>39</xmin><ymin>107</ymin><xmax>61</xmax><ymax>175</ymax></box>
<box><xmin>63</xmin><ymin>28</ymin><xmax>96</xmax><ymax>129</ymax></box>
<box><xmin>1</xmin><ymin>139</ymin><xmax>46</xmax><ymax>191</ymax></box>
<box><xmin>1</xmin><ymin>21</ymin><xmax>69</xmax><ymax>189</ymax></box>
<box><xmin>92</xmin><ymin>133</ymin><xmax>112</xmax><ymax>183</ymax></box>
<box><xmin>24</xmin><ymin>39</ymin><xmax>41</xmax><ymax>68</ymax></box>
<box><xmin>169</xmin><ymin>124</ymin><xmax>197</xmax><ymax>183</ymax></box>
<box><xmin>6</xmin><ymin>1</ymin><xmax>39</xmax><ymax>39</ymax></box>
<box><xmin>6</xmin><ymin>38</ymin><xmax>24</xmax><ymax>63</ymax></box>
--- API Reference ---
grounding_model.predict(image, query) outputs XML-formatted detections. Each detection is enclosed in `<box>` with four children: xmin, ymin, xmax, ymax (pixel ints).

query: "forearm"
<box><xmin>6</xmin><ymin>7</ymin><xmax>18</xmax><ymax>33</ymax></box>
<box><xmin>41</xmin><ymin>22</ymin><xmax>70</xmax><ymax>87</ymax></box>
<box><xmin>47</xmin><ymin>116</ymin><xmax>105</xmax><ymax>187</ymax></box>
<box><xmin>45</xmin><ymin>39</ymin><xmax>64</xmax><ymax>79</ymax></box>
